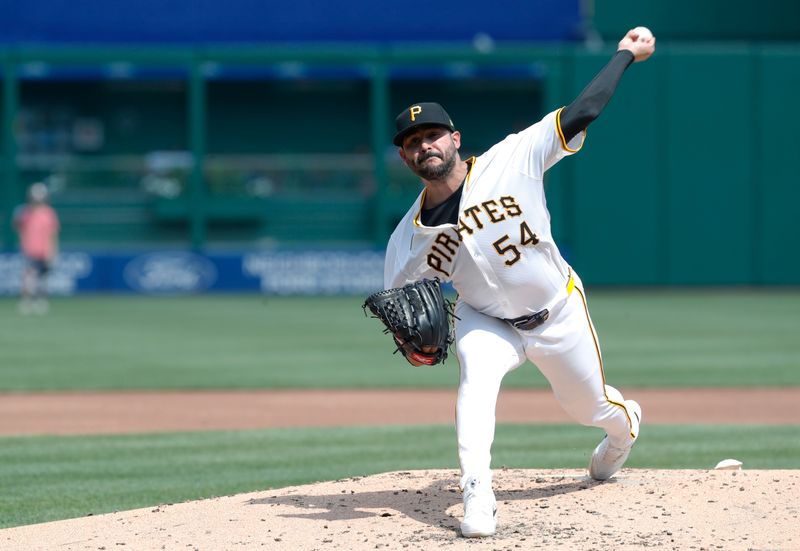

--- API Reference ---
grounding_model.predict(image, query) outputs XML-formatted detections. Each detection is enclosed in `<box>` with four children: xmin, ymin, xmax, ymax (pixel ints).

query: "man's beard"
<box><xmin>414</xmin><ymin>143</ymin><xmax>457</xmax><ymax>181</ymax></box>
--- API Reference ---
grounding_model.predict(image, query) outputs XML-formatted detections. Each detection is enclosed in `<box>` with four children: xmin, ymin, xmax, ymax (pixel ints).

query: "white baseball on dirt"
<box><xmin>633</xmin><ymin>26</ymin><xmax>653</xmax><ymax>41</ymax></box>
<box><xmin>714</xmin><ymin>458</ymin><xmax>743</xmax><ymax>470</ymax></box>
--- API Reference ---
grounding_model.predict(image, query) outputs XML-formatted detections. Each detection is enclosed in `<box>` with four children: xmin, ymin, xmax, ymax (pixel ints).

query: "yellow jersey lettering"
<box><xmin>520</xmin><ymin>220</ymin><xmax>540</xmax><ymax>246</ymax></box>
<box><xmin>500</xmin><ymin>196</ymin><xmax>522</xmax><ymax>217</ymax></box>
<box><xmin>492</xmin><ymin>235</ymin><xmax>522</xmax><ymax>266</ymax></box>
<box><xmin>431</xmin><ymin>245</ymin><xmax>453</xmax><ymax>262</ymax></box>
<box><xmin>463</xmin><ymin>205</ymin><xmax>484</xmax><ymax>229</ymax></box>
<box><xmin>427</xmin><ymin>252</ymin><xmax>450</xmax><ymax>277</ymax></box>
<box><xmin>481</xmin><ymin>199</ymin><xmax>506</xmax><ymax>223</ymax></box>
<box><xmin>455</xmin><ymin>220</ymin><xmax>473</xmax><ymax>240</ymax></box>
<box><xmin>435</xmin><ymin>232</ymin><xmax>460</xmax><ymax>255</ymax></box>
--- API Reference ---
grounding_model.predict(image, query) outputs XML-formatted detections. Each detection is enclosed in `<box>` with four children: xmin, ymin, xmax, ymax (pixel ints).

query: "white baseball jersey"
<box><xmin>385</xmin><ymin>108</ymin><xmax>585</xmax><ymax>320</ymax></box>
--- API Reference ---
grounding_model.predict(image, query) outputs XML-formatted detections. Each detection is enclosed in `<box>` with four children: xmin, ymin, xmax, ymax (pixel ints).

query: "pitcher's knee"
<box><xmin>557</xmin><ymin>394</ymin><xmax>630</xmax><ymax>431</ymax></box>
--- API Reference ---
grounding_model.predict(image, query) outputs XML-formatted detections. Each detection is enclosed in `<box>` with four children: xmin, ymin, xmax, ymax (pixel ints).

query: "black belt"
<box><xmin>504</xmin><ymin>308</ymin><xmax>550</xmax><ymax>331</ymax></box>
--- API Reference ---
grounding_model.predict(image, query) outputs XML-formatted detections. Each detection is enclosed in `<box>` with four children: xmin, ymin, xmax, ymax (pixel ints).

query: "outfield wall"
<box><xmin>2</xmin><ymin>46</ymin><xmax>799</xmax><ymax>286</ymax></box>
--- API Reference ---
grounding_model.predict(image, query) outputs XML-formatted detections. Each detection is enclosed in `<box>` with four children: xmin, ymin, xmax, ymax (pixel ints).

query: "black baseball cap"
<box><xmin>393</xmin><ymin>102</ymin><xmax>455</xmax><ymax>146</ymax></box>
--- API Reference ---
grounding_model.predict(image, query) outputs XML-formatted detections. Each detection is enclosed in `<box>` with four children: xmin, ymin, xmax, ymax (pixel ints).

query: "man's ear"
<box><xmin>398</xmin><ymin>147</ymin><xmax>408</xmax><ymax>162</ymax></box>
<box><xmin>451</xmin><ymin>130</ymin><xmax>461</xmax><ymax>149</ymax></box>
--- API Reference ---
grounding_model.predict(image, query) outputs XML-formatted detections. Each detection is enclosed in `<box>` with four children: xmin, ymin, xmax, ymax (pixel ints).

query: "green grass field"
<box><xmin>0</xmin><ymin>289</ymin><xmax>798</xmax><ymax>390</ymax></box>
<box><xmin>0</xmin><ymin>290</ymin><xmax>798</xmax><ymax>528</ymax></box>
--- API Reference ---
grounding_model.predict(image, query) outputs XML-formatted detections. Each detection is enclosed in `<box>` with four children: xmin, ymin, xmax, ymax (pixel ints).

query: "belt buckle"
<box><xmin>512</xmin><ymin>308</ymin><xmax>550</xmax><ymax>331</ymax></box>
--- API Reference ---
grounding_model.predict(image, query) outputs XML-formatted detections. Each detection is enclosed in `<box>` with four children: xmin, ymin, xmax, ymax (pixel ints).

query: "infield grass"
<box><xmin>1</xmin><ymin>423</ymin><xmax>798</xmax><ymax>529</ymax></box>
<box><xmin>0</xmin><ymin>289</ymin><xmax>798</xmax><ymax>390</ymax></box>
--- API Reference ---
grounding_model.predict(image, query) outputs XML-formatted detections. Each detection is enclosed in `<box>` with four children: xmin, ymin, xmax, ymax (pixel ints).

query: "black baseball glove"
<box><xmin>363</xmin><ymin>278</ymin><xmax>454</xmax><ymax>365</ymax></box>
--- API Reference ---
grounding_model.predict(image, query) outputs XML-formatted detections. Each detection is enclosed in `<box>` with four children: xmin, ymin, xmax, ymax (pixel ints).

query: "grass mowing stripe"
<box><xmin>0</xmin><ymin>424</ymin><xmax>798</xmax><ymax>528</ymax></box>
<box><xmin>1</xmin><ymin>290</ymin><xmax>799</xmax><ymax>390</ymax></box>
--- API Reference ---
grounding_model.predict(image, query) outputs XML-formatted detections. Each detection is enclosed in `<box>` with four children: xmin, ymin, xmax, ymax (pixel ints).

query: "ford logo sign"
<box><xmin>123</xmin><ymin>252</ymin><xmax>217</xmax><ymax>294</ymax></box>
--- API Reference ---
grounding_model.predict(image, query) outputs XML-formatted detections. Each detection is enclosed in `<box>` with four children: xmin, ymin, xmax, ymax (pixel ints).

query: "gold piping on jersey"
<box><xmin>566</xmin><ymin>273</ymin><xmax>576</xmax><ymax>296</ymax></box>
<box><xmin>413</xmin><ymin>189</ymin><xmax>428</xmax><ymax>227</ymax></box>
<box><xmin>555</xmin><ymin>107</ymin><xmax>586</xmax><ymax>153</ymax></box>
<box><xmin>463</xmin><ymin>156</ymin><xmax>477</xmax><ymax>190</ymax></box>
<box><xmin>575</xmin><ymin>285</ymin><xmax>636</xmax><ymax>438</ymax></box>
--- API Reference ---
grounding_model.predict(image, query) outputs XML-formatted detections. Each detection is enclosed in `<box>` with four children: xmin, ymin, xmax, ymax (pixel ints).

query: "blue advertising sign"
<box><xmin>122</xmin><ymin>252</ymin><xmax>218</xmax><ymax>295</ymax></box>
<box><xmin>0</xmin><ymin>250</ymin><xmax>385</xmax><ymax>296</ymax></box>
<box><xmin>243</xmin><ymin>250</ymin><xmax>384</xmax><ymax>295</ymax></box>
<box><xmin>0</xmin><ymin>252</ymin><xmax>92</xmax><ymax>296</ymax></box>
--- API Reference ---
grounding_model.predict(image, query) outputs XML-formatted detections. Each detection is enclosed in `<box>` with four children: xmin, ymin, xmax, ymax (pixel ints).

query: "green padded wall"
<box><xmin>594</xmin><ymin>0</ymin><xmax>800</xmax><ymax>42</ymax></box>
<box><xmin>561</xmin><ymin>45</ymin><xmax>800</xmax><ymax>286</ymax></box>
<box><xmin>758</xmin><ymin>47</ymin><xmax>800</xmax><ymax>284</ymax></box>
<box><xmin>664</xmin><ymin>46</ymin><xmax>755</xmax><ymax>284</ymax></box>
<box><xmin>568</xmin><ymin>51</ymin><xmax>663</xmax><ymax>285</ymax></box>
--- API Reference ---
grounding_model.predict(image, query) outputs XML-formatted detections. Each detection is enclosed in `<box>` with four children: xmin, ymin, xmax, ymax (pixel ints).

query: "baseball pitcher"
<box><xmin>373</xmin><ymin>27</ymin><xmax>656</xmax><ymax>537</ymax></box>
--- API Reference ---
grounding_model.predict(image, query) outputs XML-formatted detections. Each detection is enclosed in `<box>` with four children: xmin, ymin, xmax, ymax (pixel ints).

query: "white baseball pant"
<box><xmin>454</xmin><ymin>276</ymin><xmax>638</xmax><ymax>486</ymax></box>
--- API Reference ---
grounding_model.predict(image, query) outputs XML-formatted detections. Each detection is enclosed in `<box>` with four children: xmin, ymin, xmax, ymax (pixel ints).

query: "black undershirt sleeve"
<box><xmin>559</xmin><ymin>50</ymin><xmax>635</xmax><ymax>143</ymax></box>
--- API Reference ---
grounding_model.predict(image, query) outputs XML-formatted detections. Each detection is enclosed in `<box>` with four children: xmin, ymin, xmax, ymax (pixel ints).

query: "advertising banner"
<box><xmin>0</xmin><ymin>250</ymin><xmax>385</xmax><ymax>296</ymax></box>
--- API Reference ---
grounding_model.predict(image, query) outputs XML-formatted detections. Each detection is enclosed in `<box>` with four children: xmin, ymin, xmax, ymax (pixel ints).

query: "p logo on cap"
<box><xmin>393</xmin><ymin>102</ymin><xmax>456</xmax><ymax>146</ymax></box>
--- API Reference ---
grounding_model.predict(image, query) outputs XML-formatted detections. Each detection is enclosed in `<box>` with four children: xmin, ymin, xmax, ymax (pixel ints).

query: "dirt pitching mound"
<box><xmin>3</xmin><ymin>468</ymin><xmax>798</xmax><ymax>550</ymax></box>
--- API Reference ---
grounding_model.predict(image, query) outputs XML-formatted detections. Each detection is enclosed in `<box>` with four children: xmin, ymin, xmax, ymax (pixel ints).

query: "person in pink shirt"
<box><xmin>13</xmin><ymin>182</ymin><xmax>60</xmax><ymax>314</ymax></box>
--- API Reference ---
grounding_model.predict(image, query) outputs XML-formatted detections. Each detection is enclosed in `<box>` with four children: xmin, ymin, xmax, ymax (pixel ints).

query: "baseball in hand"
<box><xmin>632</xmin><ymin>26</ymin><xmax>653</xmax><ymax>41</ymax></box>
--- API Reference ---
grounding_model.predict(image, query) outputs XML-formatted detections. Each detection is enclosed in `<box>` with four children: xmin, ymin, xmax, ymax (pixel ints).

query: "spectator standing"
<box><xmin>14</xmin><ymin>182</ymin><xmax>60</xmax><ymax>314</ymax></box>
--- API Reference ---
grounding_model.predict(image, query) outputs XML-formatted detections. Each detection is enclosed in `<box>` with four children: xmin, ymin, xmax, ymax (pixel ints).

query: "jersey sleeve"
<box><xmin>501</xmin><ymin>108</ymin><xmax>585</xmax><ymax>180</ymax></box>
<box><xmin>383</xmin><ymin>207</ymin><xmax>423</xmax><ymax>289</ymax></box>
<box><xmin>384</xmin><ymin>230</ymin><xmax>409</xmax><ymax>289</ymax></box>
<box><xmin>384</xmin><ymin>204</ymin><xmax>452</xmax><ymax>289</ymax></box>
